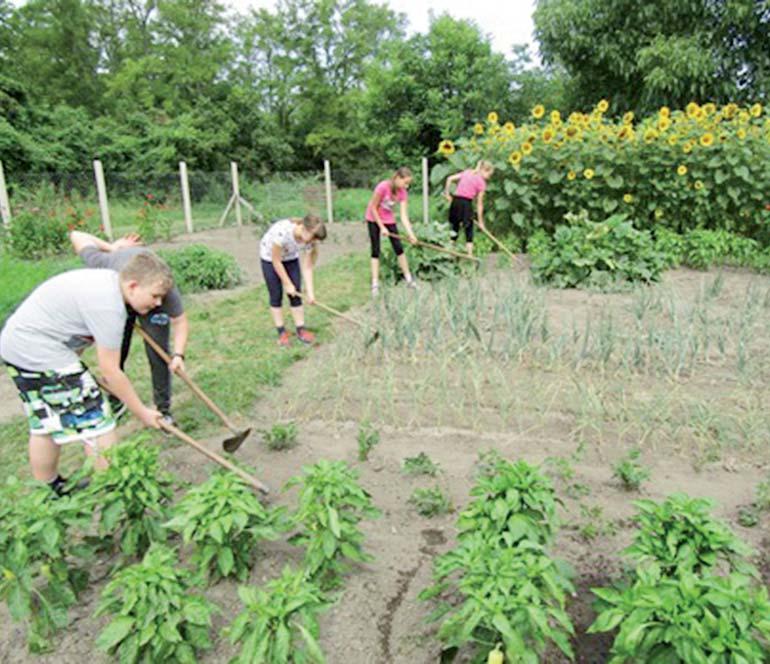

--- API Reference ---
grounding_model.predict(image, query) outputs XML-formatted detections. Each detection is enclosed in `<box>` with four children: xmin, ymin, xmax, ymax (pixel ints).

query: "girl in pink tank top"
<box><xmin>443</xmin><ymin>160</ymin><xmax>494</xmax><ymax>256</ymax></box>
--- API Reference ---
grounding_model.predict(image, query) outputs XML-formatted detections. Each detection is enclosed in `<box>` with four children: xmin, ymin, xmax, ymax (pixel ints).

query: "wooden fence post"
<box><xmin>0</xmin><ymin>161</ymin><xmax>11</xmax><ymax>227</ymax></box>
<box><xmin>323</xmin><ymin>160</ymin><xmax>334</xmax><ymax>224</ymax></box>
<box><xmin>93</xmin><ymin>159</ymin><xmax>113</xmax><ymax>240</ymax></box>
<box><xmin>231</xmin><ymin>161</ymin><xmax>242</xmax><ymax>227</ymax></box>
<box><xmin>422</xmin><ymin>157</ymin><xmax>429</xmax><ymax>225</ymax></box>
<box><xmin>179</xmin><ymin>161</ymin><xmax>193</xmax><ymax>233</ymax></box>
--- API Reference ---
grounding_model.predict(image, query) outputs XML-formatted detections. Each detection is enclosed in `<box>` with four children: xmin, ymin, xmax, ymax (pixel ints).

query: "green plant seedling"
<box><xmin>402</xmin><ymin>452</ymin><xmax>441</xmax><ymax>476</ymax></box>
<box><xmin>95</xmin><ymin>544</ymin><xmax>217</xmax><ymax>663</ymax></box>
<box><xmin>612</xmin><ymin>448</ymin><xmax>651</xmax><ymax>491</ymax></box>
<box><xmin>262</xmin><ymin>421</ymin><xmax>299</xmax><ymax>451</ymax></box>
<box><xmin>409</xmin><ymin>487</ymin><xmax>452</xmax><ymax>517</ymax></box>
<box><xmin>577</xmin><ymin>504</ymin><xmax>618</xmax><ymax>541</ymax></box>
<box><xmin>357</xmin><ymin>420</ymin><xmax>380</xmax><ymax>461</ymax></box>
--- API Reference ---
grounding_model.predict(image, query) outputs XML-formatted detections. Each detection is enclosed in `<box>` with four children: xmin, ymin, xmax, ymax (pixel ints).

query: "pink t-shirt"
<box><xmin>365</xmin><ymin>180</ymin><xmax>408</xmax><ymax>225</ymax></box>
<box><xmin>454</xmin><ymin>170</ymin><xmax>487</xmax><ymax>199</ymax></box>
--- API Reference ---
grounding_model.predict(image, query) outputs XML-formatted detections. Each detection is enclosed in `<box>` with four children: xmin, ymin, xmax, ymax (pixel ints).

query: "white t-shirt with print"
<box><xmin>259</xmin><ymin>219</ymin><xmax>311</xmax><ymax>262</ymax></box>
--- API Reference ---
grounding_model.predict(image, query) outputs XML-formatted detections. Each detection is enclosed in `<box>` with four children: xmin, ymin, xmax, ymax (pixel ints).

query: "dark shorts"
<box><xmin>449</xmin><ymin>196</ymin><xmax>474</xmax><ymax>242</ymax></box>
<box><xmin>367</xmin><ymin>222</ymin><xmax>404</xmax><ymax>258</ymax></box>
<box><xmin>261</xmin><ymin>259</ymin><xmax>302</xmax><ymax>308</ymax></box>
<box><xmin>5</xmin><ymin>362</ymin><xmax>115</xmax><ymax>444</ymax></box>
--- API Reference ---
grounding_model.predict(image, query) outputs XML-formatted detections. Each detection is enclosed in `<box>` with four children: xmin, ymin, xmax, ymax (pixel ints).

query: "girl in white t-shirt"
<box><xmin>259</xmin><ymin>215</ymin><xmax>327</xmax><ymax>347</ymax></box>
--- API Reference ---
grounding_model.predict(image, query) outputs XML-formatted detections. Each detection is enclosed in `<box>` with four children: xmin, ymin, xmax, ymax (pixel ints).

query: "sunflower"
<box><xmin>667</xmin><ymin>134</ymin><xmax>679</xmax><ymax>146</ymax></box>
<box><xmin>566</xmin><ymin>125</ymin><xmax>579</xmax><ymax>138</ymax></box>
<box><xmin>508</xmin><ymin>151</ymin><xmax>522</xmax><ymax>166</ymax></box>
<box><xmin>521</xmin><ymin>141</ymin><xmax>533</xmax><ymax>155</ymax></box>
<box><xmin>682</xmin><ymin>141</ymin><xmax>694</xmax><ymax>154</ymax></box>
<box><xmin>542</xmin><ymin>128</ymin><xmax>555</xmax><ymax>143</ymax></box>
<box><xmin>503</xmin><ymin>121</ymin><xmax>515</xmax><ymax>135</ymax></box>
<box><xmin>623</xmin><ymin>193</ymin><xmax>634</xmax><ymax>203</ymax></box>
<box><xmin>567</xmin><ymin>170</ymin><xmax>577</xmax><ymax>181</ymax></box>
<box><xmin>677</xmin><ymin>164</ymin><xmax>688</xmax><ymax>176</ymax></box>
<box><xmin>703</xmin><ymin>102</ymin><xmax>716</xmax><ymax>116</ymax></box>
<box><xmin>644</xmin><ymin>128</ymin><xmax>659</xmax><ymax>143</ymax></box>
<box><xmin>550</xmin><ymin>110</ymin><xmax>561</xmax><ymax>124</ymax></box>
<box><xmin>438</xmin><ymin>140</ymin><xmax>455</xmax><ymax>156</ymax></box>
<box><xmin>532</xmin><ymin>105</ymin><xmax>546</xmax><ymax>120</ymax></box>
<box><xmin>739</xmin><ymin>111</ymin><xmax>750</xmax><ymax>124</ymax></box>
<box><xmin>700</xmin><ymin>133</ymin><xmax>714</xmax><ymax>147</ymax></box>
<box><xmin>487</xmin><ymin>111</ymin><xmax>499</xmax><ymax>124</ymax></box>
<box><xmin>723</xmin><ymin>103</ymin><xmax>738</xmax><ymax>119</ymax></box>
<box><xmin>737</xmin><ymin>128</ymin><xmax>747</xmax><ymax>140</ymax></box>
<box><xmin>686</xmin><ymin>101</ymin><xmax>700</xmax><ymax>118</ymax></box>
<box><xmin>568</xmin><ymin>112</ymin><xmax>583</xmax><ymax>124</ymax></box>
<box><xmin>657</xmin><ymin>117</ymin><xmax>671</xmax><ymax>131</ymax></box>
<box><xmin>583</xmin><ymin>168</ymin><xmax>595</xmax><ymax>179</ymax></box>
<box><xmin>597</xmin><ymin>99</ymin><xmax>609</xmax><ymax>113</ymax></box>
<box><xmin>617</xmin><ymin>126</ymin><xmax>631</xmax><ymax>140</ymax></box>
<box><xmin>659</xmin><ymin>106</ymin><xmax>670</xmax><ymax>119</ymax></box>
<box><xmin>750</xmin><ymin>103</ymin><xmax>762</xmax><ymax>118</ymax></box>
<box><xmin>623</xmin><ymin>111</ymin><xmax>635</xmax><ymax>125</ymax></box>
<box><xmin>694</xmin><ymin>180</ymin><xmax>704</xmax><ymax>191</ymax></box>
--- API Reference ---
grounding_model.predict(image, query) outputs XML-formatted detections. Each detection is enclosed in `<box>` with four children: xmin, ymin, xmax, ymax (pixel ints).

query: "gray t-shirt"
<box><xmin>0</xmin><ymin>269</ymin><xmax>127</xmax><ymax>371</ymax></box>
<box><xmin>79</xmin><ymin>246</ymin><xmax>184</xmax><ymax>317</ymax></box>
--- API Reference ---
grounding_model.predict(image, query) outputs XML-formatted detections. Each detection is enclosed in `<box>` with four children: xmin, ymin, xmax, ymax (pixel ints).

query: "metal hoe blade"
<box><xmin>223</xmin><ymin>427</ymin><xmax>252</xmax><ymax>453</ymax></box>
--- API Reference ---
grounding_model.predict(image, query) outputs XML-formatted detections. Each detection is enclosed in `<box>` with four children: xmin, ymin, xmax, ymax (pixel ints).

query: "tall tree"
<box><xmin>534</xmin><ymin>0</ymin><xmax>770</xmax><ymax>114</ymax></box>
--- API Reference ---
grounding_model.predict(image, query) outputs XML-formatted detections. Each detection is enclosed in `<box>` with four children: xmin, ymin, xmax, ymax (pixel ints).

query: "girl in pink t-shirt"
<box><xmin>443</xmin><ymin>160</ymin><xmax>494</xmax><ymax>255</ymax></box>
<box><xmin>365</xmin><ymin>167</ymin><xmax>418</xmax><ymax>296</ymax></box>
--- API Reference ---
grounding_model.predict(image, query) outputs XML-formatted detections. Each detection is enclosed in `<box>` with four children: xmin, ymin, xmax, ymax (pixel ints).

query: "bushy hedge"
<box><xmin>158</xmin><ymin>244</ymin><xmax>242</xmax><ymax>293</ymax></box>
<box><xmin>433</xmin><ymin>103</ymin><xmax>770</xmax><ymax>244</ymax></box>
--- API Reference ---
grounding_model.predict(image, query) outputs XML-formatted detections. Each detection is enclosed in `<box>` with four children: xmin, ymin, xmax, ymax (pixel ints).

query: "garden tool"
<box><xmin>298</xmin><ymin>293</ymin><xmax>380</xmax><ymax>347</ymax></box>
<box><xmin>385</xmin><ymin>231</ymin><xmax>480</xmax><ymax>262</ymax></box>
<box><xmin>134</xmin><ymin>324</ymin><xmax>251</xmax><ymax>453</ymax></box>
<box><xmin>158</xmin><ymin>419</ymin><xmax>270</xmax><ymax>494</ymax></box>
<box><xmin>474</xmin><ymin>221</ymin><xmax>521</xmax><ymax>264</ymax></box>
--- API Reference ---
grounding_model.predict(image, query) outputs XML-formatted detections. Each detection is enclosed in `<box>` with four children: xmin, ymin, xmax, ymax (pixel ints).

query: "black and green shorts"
<box><xmin>5</xmin><ymin>362</ymin><xmax>116</xmax><ymax>444</ymax></box>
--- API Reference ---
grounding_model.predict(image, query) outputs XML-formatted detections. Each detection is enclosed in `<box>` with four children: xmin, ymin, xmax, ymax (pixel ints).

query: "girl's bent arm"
<box><xmin>476</xmin><ymin>191</ymin><xmax>485</xmax><ymax>229</ymax></box>
<box><xmin>400</xmin><ymin>200</ymin><xmax>417</xmax><ymax>243</ymax></box>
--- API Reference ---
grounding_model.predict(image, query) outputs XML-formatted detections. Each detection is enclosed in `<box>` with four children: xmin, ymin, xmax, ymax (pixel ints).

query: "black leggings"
<box><xmin>449</xmin><ymin>196</ymin><xmax>474</xmax><ymax>242</ymax></box>
<box><xmin>368</xmin><ymin>222</ymin><xmax>404</xmax><ymax>259</ymax></box>
<box><xmin>261</xmin><ymin>258</ymin><xmax>302</xmax><ymax>308</ymax></box>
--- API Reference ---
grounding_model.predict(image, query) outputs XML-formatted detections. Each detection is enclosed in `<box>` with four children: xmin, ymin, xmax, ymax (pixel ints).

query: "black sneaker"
<box><xmin>48</xmin><ymin>475</ymin><xmax>90</xmax><ymax>497</ymax></box>
<box><xmin>108</xmin><ymin>395</ymin><xmax>128</xmax><ymax>422</ymax></box>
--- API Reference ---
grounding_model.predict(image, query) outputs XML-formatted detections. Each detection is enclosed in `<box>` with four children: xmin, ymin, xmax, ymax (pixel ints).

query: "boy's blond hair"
<box><xmin>119</xmin><ymin>251</ymin><xmax>174</xmax><ymax>291</ymax></box>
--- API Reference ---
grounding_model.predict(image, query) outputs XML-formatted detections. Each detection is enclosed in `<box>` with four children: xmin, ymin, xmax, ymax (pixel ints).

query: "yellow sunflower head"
<box><xmin>597</xmin><ymin>99</ymin><xmax>609</xmax><ymax>113</ymax></box>
<box><xmin>700</xmin><ymin>133</ymin><xmax>714</xmax><ymax>147</ymax></box>
<box><xmin>521</xmin><ymin>141</ymin><xmax>533</xmax><ymax>155</ymax></box>
<box><xmin>703</xmin><ymin>102</ymin><xmax>716</xmax><ymax>116</ymax></box>
<box><xmin>658</xmin><ymin>117</ymin><xmax>671</xmax><ymax>131</ymax></box>
<box><xmin>503</xmin><ymin>121</ymin><xmax>515</xmax><ymax>135</ymax></box>
<box><xmin>623</xmin><ymin>193</ymin><xmax>633</xmax><ymax>203</ymax></box>
<box><xmin>667</xmin><ymin>134</ymin><xmax>679</xmax><ymax>146</ymax></box>
<box><xmin>532</xmin><ymin>104</ymin><xmax>546</xmax><ymax>119</ymax></box>
<box><xmin>473</xmin><ymin>123</ymin><xmax>485</xmax><ymax>135</ymax></box>
<box><xmin>567</xmin><ymin>170</ymin><xmax>577</xmax><ymax>181</ymax></box>
<box><xmin>682</xmin><ymin>141</ymin><xmax>694</xmax><ymax>154</ymax></box>
<box><xmin>623</xmin><ymin>111</ymin><xmax>635</xmax><ymax>125</ymax></box>
<box><xmin>723</xmin><ymin>103</ymin><xmax>738</xmax><ymax>119</ymax></box>
<box><xmin>686</xmin><ymin>101</ymin><xmax>700</xmax><ymax>118</ymax></box>
<box><xmin>644</xmin><ymin>128</ymin><xmax>659</xmax><ymax>143</ymax></box>
<box><xmin>659</xmin><ymin>106</ymin><xmax>670</xmax><ymax>119</ymax></box>
<box><xmin>750</xmin><ymin>103</ymin><xmax>762</xmax><ymax>118</ymax></box>
<box><xmin>737</xmin><ymin>128</ymin><xmax>747</xmax><ymax>140</ymax></box>
<box><xmin>438</xmin><ymin>140</ymin><xmax>455</xmax><ymax>156</ymax></box>
<box><xmin>542</xmin><ymin>128</ymin><xmax>554</xmax><ymax>143</ymax></box>
<box><xmin>550</xmin><ymin>110</ymin><xmax>561</xmax><ymax>124</ymax></box>
<box><xmin>677</xmin><ymin>164</ymin><xmax>688</xmax><ymax>176</ymax></box>
<box><xmin>508</xmin><ymin>151</ymin><xmax>522</xmax><ymax>166</ymax></box>
<box><xmin>694</xmin><ymin>180</ymin><xmax>704</xmax><ymax>191</ymax></box>
<box><xmin>487</xmin><ymin>111</ymin><xmax>499</xmax><ymax>124</ymax></box>
<box><xmin>566</xmin><ymin>125</ymin><xmax>579</xmax><ymax>138</ymax></box>
<box><xmin>739</xmin><ymin>110</ymin><xmax>750</xmax><ymax>124</ymax></box>
<box><xmin>583</xmin><ymin>168</ymin><xmax>595</xmax><ymax>180</ymax></box>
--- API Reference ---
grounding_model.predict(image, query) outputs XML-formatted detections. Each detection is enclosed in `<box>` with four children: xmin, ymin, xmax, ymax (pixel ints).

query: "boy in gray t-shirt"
<box><xmin>0</xmin><ymin>253</ymin><xmax>174</xmax><ymax>494</ymax></box>
<box><xmin>70</xmin><ymin>231</ymin><xmax>189</xmax><ymax>424</ymax></box>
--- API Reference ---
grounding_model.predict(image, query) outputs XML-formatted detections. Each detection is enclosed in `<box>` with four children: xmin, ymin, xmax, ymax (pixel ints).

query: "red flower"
<box><xmin>765</xmin><ymin>203</ymin><xmax>770</xmax><ymax>211</ymax></box>
<box><xmin>67</xmin><ymin>223</ymin><xmax>75</xmax><ymax>230</ymax></box>
<box><xmin>147</xmin><ymin>193</ymin><xmax>154</xmax><ymax>201</ymax></box>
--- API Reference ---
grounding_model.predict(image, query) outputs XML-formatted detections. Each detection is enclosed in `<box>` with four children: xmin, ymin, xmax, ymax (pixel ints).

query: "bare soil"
<box><xmin>2</xmin><ymin>240</ymin><xmax>770</xmax><ymax>663</ymax></box>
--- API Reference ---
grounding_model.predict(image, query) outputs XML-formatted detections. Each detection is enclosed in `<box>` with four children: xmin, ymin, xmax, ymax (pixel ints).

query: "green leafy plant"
<box><xmin>612</xmin><ymin>448</ymin><xmax>651</xmax><ymax>491</ymax></box>
<box><xmin>577</xmin><ymin>504</ymin><xmax>618</xmax><ymax>542</ymax></box>
<box><xmin>158</xmin><ymin>243</ymin><xmax>242</xmax><ymax>293</ymax></box>
<box><xmin>135</xmin><ymin>193</ymin><xmax>172</xmax><ymax>243</ymax></box>
<box><xmin>589</xmin><ymin>563</ymin><xmax>770</xmax><ymax>664</ymax></box>
<box><xmin>529</xmin><ymin>211</ymin><xmax>664</xmax><ymax>290</ymax></box>
<box><xmin>409</xmin><ymin>486</ymin><xmax>452</xmax><ymax>517</ymax></box>
<box><xmin>421</xmin><ymin>538</ymin><xmax>575</xmax><ymax>663</ymax></box>
<box><xmin>5</xmin><ymin>206</ymin><xmax>70</xmax><ymax>259</ymax></box>
<box><xmin>0</xmin><ymin>477</ymin><xmax>92</xmax><ymax>652</ymax></box>
<box><xmin>356</xmin><ymin>420</ymin><xmax>380</xmax><ymax>461</ymax></box>
<box><xmin>226</xmin><ymin>566</ymin><xmax>328</xmax><ymax>664</ymax></box>
<box><xmin>402</xmin><ymin>452</ymin><xmax>441</xmax><ymax>476</ymax></box>
<box><xmin>286</xmin><ymin>460</ymin><xmax>380</xmax><ymax>587</ymax></box>
<box><xmin>625</xmin><ymin>494</ymin><xmax>756</xmax><ymax>576</ymax></box>
<box><xmin>84</xmin><ymin>437</ymin><xmax>176</xmax><ymax>558</ymax></box>
<box><xmin>262</xmin><ymin>421</ymin><xmax>299</xmax><ymax>451</ymax></box>
<box><xmin>95</xmin><ymin>543</ymin><xmax>217</xmax><ymax>663</ymax></box>
<box><xmin>381</xmin><ymin>219</ymin><xmax>462</xmax><ymax>283</ymax></box>
<box><xmin>164</xmin><ymin>469</ymin><xmax>285</xmax><ymax>583</ymax></box>
<box><xmin>653</xmin><ymin>227</ymin><xmax>685</xmax><ymax>269</ymax></box>
<box><xmin>457</xmin><ymin>459</ymin><xmax>559</xmax><ymax>547</ymax></box>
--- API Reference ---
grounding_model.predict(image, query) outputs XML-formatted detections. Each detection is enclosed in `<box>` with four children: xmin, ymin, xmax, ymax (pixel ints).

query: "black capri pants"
<box><xmin>449</xmin><ymin>196</ymin><xmax>474</xmax><ymax>242</ymax></box>
<box><xmin>261</xmin><ymin>258</ymin><xmax>302</xmax><ymax>307</ymax></box>
<box><xmin>368</xmin><ymin>222</ymin><xmax>404</xmax><ymax>259</ymax></box>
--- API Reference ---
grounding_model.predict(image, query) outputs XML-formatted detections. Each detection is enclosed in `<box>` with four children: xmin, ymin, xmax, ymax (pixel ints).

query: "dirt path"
<box><xmin>0</xmin><ymin>222</ymin><xmax>368</xmax><ymax>424</ymax></box>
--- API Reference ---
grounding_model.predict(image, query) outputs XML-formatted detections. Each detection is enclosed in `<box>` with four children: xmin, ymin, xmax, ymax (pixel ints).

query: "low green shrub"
<box><xmin>95</xmin><ymin>544</ymin><xmax>217</xmax><ymax>663</ymax></box>
<box><xmin>530</xmin><ymin>211</ymin><xmax>664</xmax><ymax>290</ymax></box>
<box><xmin>682</xmin><ymin>228</ymin><xmax>759</xmax><ymax>269</ymax></box>
<box><xmin>381</xmin><ymin>220</ymin><xmax>461</xmax><ymax>283</ymax></box>
<box><xmin>158</xmin><ymin>244</ymin><xmax>242</xmax><ymax>293</ymax></box>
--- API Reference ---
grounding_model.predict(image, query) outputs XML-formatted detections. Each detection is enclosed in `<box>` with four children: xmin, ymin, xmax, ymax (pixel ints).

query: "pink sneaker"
<box><xmin>277</xmin><ymin>330</ymin><xmax>291</xmax><ymax>347</ymax></box>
